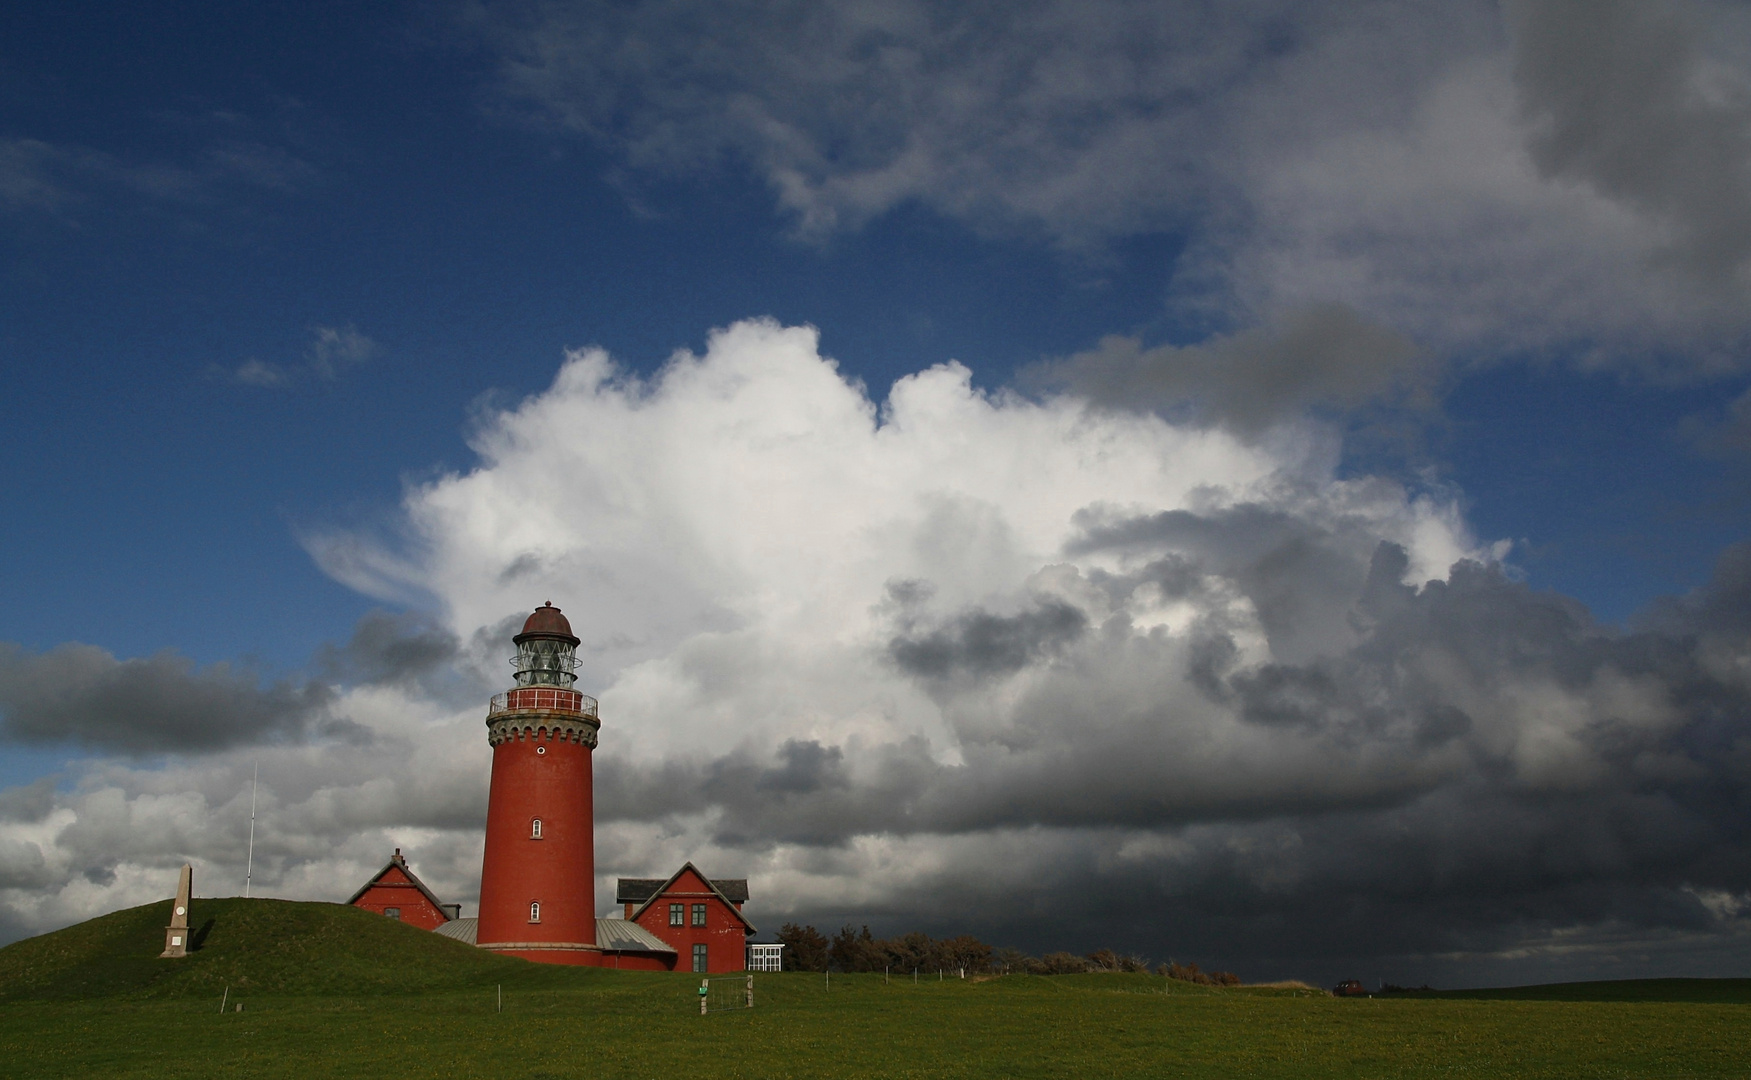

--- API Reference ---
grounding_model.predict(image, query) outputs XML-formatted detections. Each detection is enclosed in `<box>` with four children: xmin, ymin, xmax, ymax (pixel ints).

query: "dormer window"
<box><xmin>530</xmin><ymin>901</ymin><xmax>541</xmax><ymax>923</ymax></box>
<box><xmin>531</xmin><ymin>818</ymin><xmax>543</xmax><ymax>839</ymax></box>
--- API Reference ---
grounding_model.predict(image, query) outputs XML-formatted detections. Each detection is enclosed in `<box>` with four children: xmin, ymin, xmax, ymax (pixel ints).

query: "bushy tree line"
<box><xmin>1158</xmin><ymin>960</ymin><xmax>1241</xmax><ymax>986</ymax></box>
<box><xmin>773</xmin><ymin>923</ymin><xmax>1238</xmax><ymax>984</ymax></box>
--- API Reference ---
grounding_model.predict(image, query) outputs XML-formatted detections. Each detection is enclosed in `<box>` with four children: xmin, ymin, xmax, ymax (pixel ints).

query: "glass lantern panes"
<box><xmin>512</xmin><ymin>638</ymin><xmax>579</xmax><ymax>687</ymax></box>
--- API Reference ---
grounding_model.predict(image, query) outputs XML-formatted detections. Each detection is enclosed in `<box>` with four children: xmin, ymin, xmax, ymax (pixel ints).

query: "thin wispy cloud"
<box><xmin>219</xmin><ymin>324</ymin><xmax>378</xmax><ymax>389</ymax></box>
<box><xmin>0</xmin><ymin>134</ymin><xmax>316</xmax><ymax>221</ymax></box>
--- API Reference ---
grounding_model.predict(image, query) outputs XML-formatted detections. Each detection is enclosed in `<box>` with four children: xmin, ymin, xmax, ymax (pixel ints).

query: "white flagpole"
<box><xmin>244</xmin><ymin>762</ymin><xmax>258</xmax><ymax>898</ymax></box>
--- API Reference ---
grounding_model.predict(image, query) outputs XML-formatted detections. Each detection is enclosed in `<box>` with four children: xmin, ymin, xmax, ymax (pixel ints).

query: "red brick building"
<box><xmin>616</xmin><ymin>863</ymin><xmax>755</xmax><ymax>973</ymax></box>
<box><xmin>475</xmin><ymin>604</ymin><xmax>602</xmax><ymax>964</ymax></box>
<box><xmin>347</xmin><ymin>849</ymin><xmax>459</xmax><ymax>930</ymax></box>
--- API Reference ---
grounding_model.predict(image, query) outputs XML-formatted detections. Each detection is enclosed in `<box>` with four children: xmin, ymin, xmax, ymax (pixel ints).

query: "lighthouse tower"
<box><xmin>476</xmin><ymin>602</ymin><xmax>602</xmax><ymax>964</ymax></box>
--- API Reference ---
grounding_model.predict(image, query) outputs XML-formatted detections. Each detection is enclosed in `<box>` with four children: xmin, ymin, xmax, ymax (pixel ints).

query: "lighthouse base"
<box><xmin>479</xmin><ymin>941</ymin><xmax>605</xmax><ymax>966</ymax></box>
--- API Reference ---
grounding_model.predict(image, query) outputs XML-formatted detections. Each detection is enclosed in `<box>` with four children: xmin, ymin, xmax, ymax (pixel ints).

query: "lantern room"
<box><xmin>512</xmin><ymin>601</ymin><xmax>581</xmax><ymax>688</ymax></box>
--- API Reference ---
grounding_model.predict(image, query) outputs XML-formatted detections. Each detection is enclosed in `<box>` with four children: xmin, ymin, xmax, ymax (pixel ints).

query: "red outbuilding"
<box><xmin>617</xmin><ymin>863</ymin><xmax>756</xmax><ymax>973</ymax></box>
<box><xmin>348</xmin><ymin>849</ymin><xmax>458</xmax><ymax>930</ymax></box>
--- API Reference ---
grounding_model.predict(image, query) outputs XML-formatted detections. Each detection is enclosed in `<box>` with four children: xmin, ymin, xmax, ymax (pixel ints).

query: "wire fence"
<box><xmin>698</xmin><ymin>975</ymin><xmax>755</xmax><ymax>1014</ymax></box>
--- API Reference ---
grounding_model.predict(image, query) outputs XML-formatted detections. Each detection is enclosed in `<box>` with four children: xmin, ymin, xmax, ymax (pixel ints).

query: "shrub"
<box><xmin>1028</xmin><ymin>952</ymin><xmax>1091</xmax><ymax>975</ymax></box>
<box><xmin>1157</xmin><ymin>961</ymin><xmax>1241</xmax><ymax>986</ymax></box>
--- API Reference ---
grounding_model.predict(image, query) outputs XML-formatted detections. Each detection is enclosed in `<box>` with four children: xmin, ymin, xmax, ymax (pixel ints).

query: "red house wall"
<box><xmin>477</xmin><ymin>727</ymin><xmax>598</xmax><ymax>964</ymax></box>
<box><xmin>351</xmin><ymin>867</ymin><xmax>448</xmax><ymax>930</ymax></box>
<box><xmin>600</xmin><ymin>950</ymin><xmax>676</xmax><ymax>971</ymax></box>
<box><xmin>632</xmin><ymin>868</ymin><xmax>750</xmax><ymax>973</ymax></box>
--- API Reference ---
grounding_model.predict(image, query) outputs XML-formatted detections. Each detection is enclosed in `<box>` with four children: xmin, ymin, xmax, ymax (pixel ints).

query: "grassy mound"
<box><xmin>0</xmin><ymin>897</ymin><xmax>564</xmax><ymax>1000</ymax></box>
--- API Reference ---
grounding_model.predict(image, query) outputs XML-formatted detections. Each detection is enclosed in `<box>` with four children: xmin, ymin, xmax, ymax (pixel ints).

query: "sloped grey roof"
<box><xmin>615</xmin><ymin>878</ymin><xmax>665</xmax><ymax>904</ymax></box>
<box><xmin>595</xmin><ymin>918</ymin><xmax>677</xmax><ymax>954</ymax></box>
<box><xmin>430</xmin><ymin>916</ymin><xmax>675</xmax><ymax>954</ymax></box>
<box><xmin>616</xmin><ymin>874</ymin><xmax>748</xmax><ymax>905</ymax></box>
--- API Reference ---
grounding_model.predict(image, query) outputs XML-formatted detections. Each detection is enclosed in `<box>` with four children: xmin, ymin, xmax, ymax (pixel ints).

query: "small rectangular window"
<box><xmin>531</xmin><ymin>818</ymin><xmax>543</xmax><ymax>839</ymax></box>
<box><xmin>669</xmin><ymin>903</ymin><xmax>684</xmax><ymax>926</ymax></box>
<box><xmin>691</xmin><ymin>903</ymin><xmax>707</xmax><ymax>927</ymax></box>
<box><xmin>384</xmin><ymin>908</ymin><xmax>400</xmax><ymax>920</ymax></box>
<box><xmin>693</xmin><ymin>943</ymin><xmax>709</xmax><ymax>972</ymax></box>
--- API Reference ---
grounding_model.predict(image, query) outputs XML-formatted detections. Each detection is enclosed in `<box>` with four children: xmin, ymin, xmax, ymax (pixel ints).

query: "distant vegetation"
<box><xmin>778</xmin><ymin>923</ymin><xmax>1239</xmax><ymax>983</ymax></box>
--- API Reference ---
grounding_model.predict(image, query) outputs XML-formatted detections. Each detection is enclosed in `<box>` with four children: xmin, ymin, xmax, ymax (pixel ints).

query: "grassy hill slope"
<box><xmin>0</xmin><ymin>897</ymin><xmax>564</xmax><ymax>1000</ymax></box>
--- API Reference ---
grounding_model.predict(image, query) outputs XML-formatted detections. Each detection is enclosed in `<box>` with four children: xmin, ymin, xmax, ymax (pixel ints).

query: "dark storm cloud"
<box><xmin>1507</xmin><ymin>0</ymin><xmax>1751</xmax><ymax>280</ymax></box>
<box><xmin>597</xmin><ymin>526</ymin><xmax>1751</xmax><ymax>977</ymax></box>
<box><xmin>888</xmin><ymin>599</ymin><xmax>1088</xmax><ymax>681</ymax></box>
<box><xmin>316</xmin><ymin>609</ymin><xmax>462</xmax><ymax>687</ymax></box>
<box><xmin>0</xmin><ymin>643</ymin><xmax>346</xmax><ymax>753</ymax></box>
<box><xmin>1026</xmin><ymin>305</ymin><xmax>1432</xmax><ymax>435</ymax></box>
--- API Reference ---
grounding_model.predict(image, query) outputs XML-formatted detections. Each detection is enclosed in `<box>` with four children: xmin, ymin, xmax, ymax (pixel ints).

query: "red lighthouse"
<box><xmin>476</xmin><ymin>603</ymin><xmax>603</xmax><ymax>964</ymax></box>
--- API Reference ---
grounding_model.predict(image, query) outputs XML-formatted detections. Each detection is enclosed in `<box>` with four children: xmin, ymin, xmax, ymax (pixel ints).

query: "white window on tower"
<box><xmin>531</xmin><ymin>818</ymin><xmax>543</xmax><ymax>839</ymax></box>
<box><xmin>530</xmin><ymin>901</ymin><xmax>541</xmax><ymax>923</ymax></box>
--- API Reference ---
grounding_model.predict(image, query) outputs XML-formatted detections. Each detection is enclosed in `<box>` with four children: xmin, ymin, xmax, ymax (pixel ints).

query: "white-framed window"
<box><xmin>384</xmin><ymin>908</ymin><xmax>400</xmax><ymax>920</ymax></box>
<box><xmin>530</xmin><ymin>901</ymin><xmax>541</xmax><ymax>923</ymax></box>
<box><xmin>746</xmin><ymin>943</ymin><xmax>784</xmax><ymax>972</ymax></box>
<box><xmin>531</xmin><ymin>818</ymin><xmax>543</xmax><ymax>839</ymax></box>
<box><xmin>693</xmin><ymin>943</ymin><xmax>709</xmax><ymax>972</ymax></box>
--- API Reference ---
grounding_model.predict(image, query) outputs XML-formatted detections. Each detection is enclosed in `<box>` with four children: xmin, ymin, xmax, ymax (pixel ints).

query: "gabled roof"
<box><xmin>625</xmin><ymin>862</ymin><xmax>757</xmax><ymax>933</ymax></box>
<box><xmin>617</xmin><ymin>876</ymin><xmax>749</xmax><ymax>905</ymax></box>
<box><xmin>346</xmin><ymin>849</ymin><xmax>450</xmax><ymax>919</ymax></box>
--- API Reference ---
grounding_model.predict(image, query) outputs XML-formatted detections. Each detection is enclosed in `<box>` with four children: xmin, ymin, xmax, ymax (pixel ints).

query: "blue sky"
<box><xmin>3</xmin><ymin>1</ymin><xmax>1751</xmax><ymax>986</ymax></box>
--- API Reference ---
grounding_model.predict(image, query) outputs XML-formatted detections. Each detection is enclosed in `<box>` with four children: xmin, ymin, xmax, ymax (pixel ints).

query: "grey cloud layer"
<box><xmin>0</xmin><ymin>610</ymin><xmax>465</xmax><ymax>754</ymax></box>
<box><xmin>472</xmin><ymin>0</ymin><xmax>1751</xmax><ymax>366</ymax></box>
<box><xmin>1508</xmin><ymin>0</ymin><xmax>1751</xmax><ymax>282</ymax></box>
<box><xmin>1024</xmin><ymin>304</ymin><xmax>1430</xmax><ymax>435</ymax></box>
<box><xmin>0</xmin><ymin>644</ymin><xmax>340</xmax><ymax>753</ymax></box>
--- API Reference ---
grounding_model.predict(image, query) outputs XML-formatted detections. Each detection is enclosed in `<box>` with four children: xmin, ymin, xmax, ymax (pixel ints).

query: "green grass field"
<box><xmin>1</xmin><ymin>899</ymin><xmax>1747</xmax><ymax>1079</ymax></box>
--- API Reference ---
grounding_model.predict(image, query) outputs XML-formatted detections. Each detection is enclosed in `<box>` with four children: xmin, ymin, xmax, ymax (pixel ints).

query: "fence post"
<box><xmin>746</xmin><ymin>973</ymin><xmax>754</xmax><ymax>1009</ymax></box>
<box><xmin>700</xmin><ymin>979</ymin><xmax>709</xmax><ymax>1015</ymax></box>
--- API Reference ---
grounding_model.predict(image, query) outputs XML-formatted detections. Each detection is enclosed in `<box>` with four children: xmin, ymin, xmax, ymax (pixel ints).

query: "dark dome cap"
<box><xmin>513</xmin><ymin>601</ymin><xmax>580</xmax><ymax>645</ymax></box>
